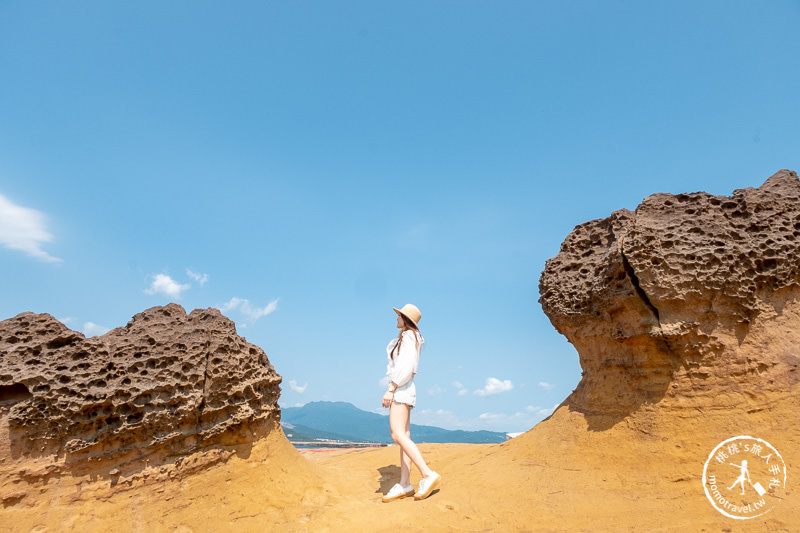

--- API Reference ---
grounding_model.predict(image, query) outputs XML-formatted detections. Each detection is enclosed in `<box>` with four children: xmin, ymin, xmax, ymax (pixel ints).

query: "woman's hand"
<box><xmin>381</xmin><ymin>390</ymin><xmax>394</xmax><ymax>408</ymax></box>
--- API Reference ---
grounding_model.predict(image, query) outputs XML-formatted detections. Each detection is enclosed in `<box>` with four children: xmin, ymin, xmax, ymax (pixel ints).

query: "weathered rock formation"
<box><xmin>0</xmin><ymin>304</ymin><xmax>281</xmax><ymax>467</ymax></box>
<box><xmin>3</xmin><ymin>172</ymin><xmax>799</xmax><ymax>531</ymax></box>
<box><xmin>539</xmin><ymin>169</ymin><xmax>800</xmax><ymax>429</ymax></box>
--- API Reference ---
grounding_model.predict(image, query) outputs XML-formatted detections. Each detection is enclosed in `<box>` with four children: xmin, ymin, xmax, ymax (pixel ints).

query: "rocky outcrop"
<box><xmin>0</xmin><ymin>304</ymin><xmax>281</xmax><ymax>465</ymax></box>
<box><xmin>3</xmin><ymin>173</ymin><xmax>800</xmax><ymax>531</ymax></box>
<box><xmin>539</xmin><ymin>169</ymin><xmax>800</xmax><ymax>428</ymax></box>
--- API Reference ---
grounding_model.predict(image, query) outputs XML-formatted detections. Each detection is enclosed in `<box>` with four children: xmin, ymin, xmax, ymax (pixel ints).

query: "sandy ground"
<box><xmin>2</xmin><ymin>404</ymin><xmax>797</xmax><ymax>532</ymax></box>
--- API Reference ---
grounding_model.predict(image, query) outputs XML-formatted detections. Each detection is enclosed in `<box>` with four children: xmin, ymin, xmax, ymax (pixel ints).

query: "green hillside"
<box><xmin>281</xmin><ymin>401</ymin><xmax>507</xmax><ymax>444</ymax></box>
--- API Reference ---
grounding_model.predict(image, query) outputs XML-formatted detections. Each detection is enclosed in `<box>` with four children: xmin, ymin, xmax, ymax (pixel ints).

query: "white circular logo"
<box><xmin>702</xmin><ymin>435</ymin><xmax>787</xmax><ymax>519</ymax></box>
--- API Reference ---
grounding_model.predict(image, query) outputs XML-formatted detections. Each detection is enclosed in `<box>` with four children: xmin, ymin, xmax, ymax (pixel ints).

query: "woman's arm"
<box><xmin>388</xmin><ymin>335</ymin><xmax>417</xmax><ymax>388</ymax></box>
<box><xmin>381</xmin><ymin>384</ymin><xmax>396</xmax><ymax>408</ymax></box>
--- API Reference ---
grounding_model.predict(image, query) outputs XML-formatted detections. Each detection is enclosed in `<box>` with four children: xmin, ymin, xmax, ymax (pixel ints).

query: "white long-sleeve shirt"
<box><xmin>386</xmin><ymin>329</ymin><xmax>424</xmax><ymax>407</ymax></box>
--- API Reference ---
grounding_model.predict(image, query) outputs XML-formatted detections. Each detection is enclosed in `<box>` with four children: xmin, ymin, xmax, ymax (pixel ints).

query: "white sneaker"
<box><xmin>414</xmin><ymin>472</ymin><xmax>441</xmax><ymax>500</ymax></box>
<box><xmin>382</xmin><ymin>483</ymin><xmax>414</xmax><ymax>503</ymax></box>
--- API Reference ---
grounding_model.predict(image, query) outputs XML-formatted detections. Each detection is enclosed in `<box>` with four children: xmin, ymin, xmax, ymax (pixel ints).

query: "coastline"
<box><xmin>291</xmin><ymin>441</ymin><xmax>390</xmax><ymax>449</ymax></box>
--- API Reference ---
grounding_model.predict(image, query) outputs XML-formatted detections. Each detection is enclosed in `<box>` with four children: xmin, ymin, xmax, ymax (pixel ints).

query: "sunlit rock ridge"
<box><xmin>539</xmin><ymin>169</ymin><xmax>800</xmax><ymax>429</ymax></box>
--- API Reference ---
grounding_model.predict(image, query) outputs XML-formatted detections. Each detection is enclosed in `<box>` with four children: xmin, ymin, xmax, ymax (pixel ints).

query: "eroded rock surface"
<box><xmin>539</xmin><ymin>169</ymin><xmax>800</xmax><ymax>425</ymax></box>
<box><xmin>0</xmin><ymin>304</ymin><xmax>281</xmax><ymax>463</ymax></box>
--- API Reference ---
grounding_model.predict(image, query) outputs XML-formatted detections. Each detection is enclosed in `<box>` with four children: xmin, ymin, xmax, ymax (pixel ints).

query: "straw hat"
<box><xmin>393</xmin><ymin>303</ymin><xmax>422</xmax><ymax>327</ymax></box>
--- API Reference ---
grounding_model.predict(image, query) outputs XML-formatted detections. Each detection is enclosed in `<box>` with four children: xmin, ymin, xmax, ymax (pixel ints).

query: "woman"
<box><xmin>381</xmin><ymin>303</ymin><xmax>441</xmax><ymax>502</ymax></box>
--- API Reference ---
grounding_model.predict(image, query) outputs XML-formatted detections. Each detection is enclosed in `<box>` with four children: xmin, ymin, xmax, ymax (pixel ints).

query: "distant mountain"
<box><xmin>281</xmin><ymin>401</ymin><xmax>507</xmax><ymax>444</ymax></box>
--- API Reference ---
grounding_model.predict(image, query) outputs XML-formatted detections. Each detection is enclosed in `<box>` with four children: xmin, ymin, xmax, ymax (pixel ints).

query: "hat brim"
<box><xmin>393</xmin><ymin>307</ymin><xmax>419</xmax><ymax>327</ymax></box>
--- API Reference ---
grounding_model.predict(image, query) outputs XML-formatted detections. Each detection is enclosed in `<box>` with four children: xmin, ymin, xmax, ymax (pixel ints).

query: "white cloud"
<box><xmin>428</xmin><ymin>385</ymin><xmax>444</xmax><ymax>396</ymax></box>
<box><xmin>0</xmin><ymin>194</ymin><xmax>62</xmax><ymax>262</ymax></box>
<box><xmin>538</xmin><ymin>381</ymin><xmax>556</xmax><ymax>391</ymax></box>
<box><xmin>452</xmin><ymin>381</ymin><xmax>468</xmax><ymax>396</ymax></box>
<box><xmin>525</xmin><ymin>404</ymin><xmax>559</xmax><ymax>416</ymax></box>
<box><xmin>186</xmin><ymin>269</ymin><xmax>209</xmax><ymax>286</ymax></box>
<box><xmin>221</xmin><ymin>297</ymin><xmax>279</xmax><ymax>324</ymax></box>
<box><xmin>145</xmin><ymin>274</ymin><xmax>190</xmax><ymax>299</ymax></box>
<box><xmin>540</xmin><ymin>404</ymin><xmax>559</xmax><ymax>417</ymax></box>
<box><xmin>474</xmin><ymin>377</ymin><xmax>514</xmax><ymax>397</ymax></box>
<box><xmin>83</xmin><ymin>322</ymin><xmax>110</xmax><ymax>337</ymax></box>
<box><xmin>379</xmin><ymin>376</ymin><xmax>391</xmax><ymax>389</ymax></box>
<box><xmin>59</xmin><ymin>317</ymin><xmax>76</xmax><ymax>326</ymax></box>
<box><xmin>289</xmin><ymin>380</ymin><xmax>308</xmax><ymax>394</ymax></box>
<box><xmin>476</xmin><ymin>404</ymin><xmax>560</xmax><ymax>431</ymax></box>
<box><xmin>413</xmin><ymin>409</ymin><xmax>468</xmax><ymax>429</ymax></box>
<box><xmin>413</xmin><ymin>405</ymin><xmax>557</xmax><ymax>433</ymax></box>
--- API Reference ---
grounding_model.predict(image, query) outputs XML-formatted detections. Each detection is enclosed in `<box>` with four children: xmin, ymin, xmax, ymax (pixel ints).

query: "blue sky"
<box><xmin>1</xmin><ymin>2</ymin><xmax>798</xmax><ymax>433</ymax></box>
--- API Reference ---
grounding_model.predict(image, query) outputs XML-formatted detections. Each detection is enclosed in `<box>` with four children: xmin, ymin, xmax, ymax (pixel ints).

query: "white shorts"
<box><xmin>393</xmin><ymin>379</ymin><xmax>416</xmax><ymax>408</ymax></box>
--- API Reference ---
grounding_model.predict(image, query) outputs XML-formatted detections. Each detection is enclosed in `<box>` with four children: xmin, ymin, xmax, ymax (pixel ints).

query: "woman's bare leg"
<box><xmin>389</xmin><ymin>402</ymin><xmax>433</xmax><ymax>480</ymax></box>
<box><xmin>399</xmin><ymin>409</ymin><xmax>412</xmax><ymax>486</ymax></box>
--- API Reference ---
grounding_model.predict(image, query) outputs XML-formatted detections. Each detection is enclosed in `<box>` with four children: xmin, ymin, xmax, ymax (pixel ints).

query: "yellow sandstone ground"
<box><xmin>2</xmin><ymin>402</ymin><xmax>797</xmax><ymax>532</ymax></box>
<box><xmin>4</xmin><ymin>172</ymin><xmax>799</xmax><ymax>531</ymax></box>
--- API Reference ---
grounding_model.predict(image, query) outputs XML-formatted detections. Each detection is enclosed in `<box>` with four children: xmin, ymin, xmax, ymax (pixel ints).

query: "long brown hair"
<box><xmin>391</xmin><ymin>314</ymin><xmax>421</xmax><ymax>360</ymax></box>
